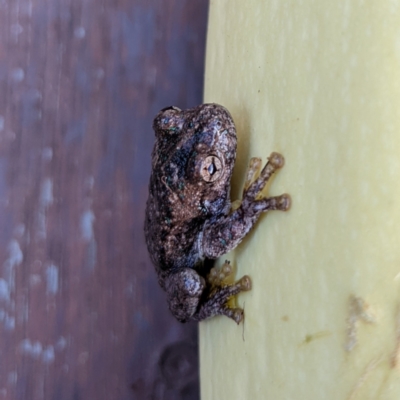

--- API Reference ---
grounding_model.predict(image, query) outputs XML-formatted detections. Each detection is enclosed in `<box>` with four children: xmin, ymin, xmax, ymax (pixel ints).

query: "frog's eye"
<box><xmin>160</xmin><ymin>106</ymin><xmax>181</xmax><ymax>113</ymax></box>
<box><xmin>154</xmin><ymin>106</ymin><xmax>183</xmax><ymax>135</ymax></box>
<box><xmin>200</xmin><ymin>155</ymin><xmax>223</xmax><ymax>182</ymax></box>
<box><xmin>215</xmin><ymin>120</ymin><xmax>222</xmax><ymax>130</ymax></box>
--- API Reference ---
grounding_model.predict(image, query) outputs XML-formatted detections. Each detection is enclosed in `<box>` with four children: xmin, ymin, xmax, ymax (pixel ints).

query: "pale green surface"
<box><xmin>200</xmin><ymin>2</ymin><xmax>400</xmax><ymax>399</ymax></box>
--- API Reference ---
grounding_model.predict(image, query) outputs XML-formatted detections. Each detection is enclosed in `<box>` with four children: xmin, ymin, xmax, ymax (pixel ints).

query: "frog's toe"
<box><xmin>223</xmin><ymin>307</ymin><xmax>244</xmax><ymax>324</ymax></box>
<box><xmin>208</xmin><ymin>260</ymin><xmax>233</xmax><ymax>285</ymax></box>
<box><xmin>238</xmin><ymin>275</ymin><xmax>251</xmax><ymax>291</ymax></box>
<box><xmin>277</xmin><ymin>193</ymin><xmax>291</xmax><ymax>211</ymax></box>
<box><xmin>268</xmin><ymin>152</ymin><xmax>285</xmax><ymax>169</ymax></box>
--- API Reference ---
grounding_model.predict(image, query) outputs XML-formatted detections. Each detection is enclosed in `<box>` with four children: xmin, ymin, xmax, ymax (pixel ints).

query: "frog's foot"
<box><xmin>239</xmin><ymin>152</ymin><xmax>291</xmax><ymax>214</ymax></box>
<box><xmin>207</xmin><ymin>260</ymin><xmax>235</xmax><ymax>286</ymax></box>
<box><xmin>194</xmin><ymin>261</ymin><xmax>251</xmax><ymax>324</ymax></box>
<box><xmin>243</xmin><ymin>152</ymin><xmax>284</xmax><ymax>199</ymax></box>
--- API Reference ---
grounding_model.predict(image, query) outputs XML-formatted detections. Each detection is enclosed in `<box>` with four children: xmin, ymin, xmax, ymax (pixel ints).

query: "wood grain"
<box><xmin>0</xmin><ymin>1</ymin><xmax>208</xmax><ymax>399</ymax></box>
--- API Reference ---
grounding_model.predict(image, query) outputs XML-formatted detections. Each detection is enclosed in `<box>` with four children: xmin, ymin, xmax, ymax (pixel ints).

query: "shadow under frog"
<box><xmin>144</xmin><ymin>104</ymin><xmax>290</xmax><ymax>324</ymax></box>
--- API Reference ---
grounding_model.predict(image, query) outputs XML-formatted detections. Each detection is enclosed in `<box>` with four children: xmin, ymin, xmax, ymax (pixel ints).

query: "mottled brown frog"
<box><xmin>144</xmin><ymin>104</ymin><xmax>290</xmax><ymax>324</ymax></box>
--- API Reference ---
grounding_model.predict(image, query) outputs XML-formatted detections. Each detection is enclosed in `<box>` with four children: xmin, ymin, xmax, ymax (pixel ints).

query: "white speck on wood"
<box><xmin>55</xmin><ymin>336</ymin><xmax>67</xmax><ymax>351</ymax></box>
<box><xmin>0</xmin><ymin>279</ymin><xmax>10</xmax><ymax>302</ymax></box>
<box><xmin>18</xmin><ymin>337</ymin><xmax>66</xmax><ymax>364</ymax></box>
<box><xmin>41</xmin><ymin>147</ymin><xmax>53</xmax><ymax>162</ymax></box>
<box><xmin>19</xmin><ymin>339</ymin><xmax>43</xmax><ymax>358</ymax></box>
<box><xmin>4</xmin><ymin>314</ymin><xmax>15</xmax><ymax>330</ymax></box>
<box><xmin>80</xmin><ymin>210</ymin><xmax>95</xmax><ymax>240</ymax></box>
<box><xmin>3</xmin><ymin>240</ymin><xmax>23</xmax><ymax>292</ymax></box>
<box><xmin>42</xmin><ymin>346</ymin><xmax>55</xmax><ymax>364</ymax></box>
<box><xmin>11</xmin><ymin>68</ymin><xmax>24</xmax><ymax>82</ymax></box>
<box><xmin>40</xmin><ymin>178</ymin><xmax>53</xmax><ymax>207</ymax></box>
<box><xmin>80</xmin><ymin>210</ymin><xmax>97</xmax><ymax>270</ymax></box>
<box><xmin>10</xmin><ymin>24</ymin><xmax>23</xmax><ymax>36</ymax></box>
<box><xmin>37</xmin><ymin>179</ymin><xmax>53</xmax><ymax>239</ymax></box>
<box><xmin>45</xmin><ymin>264</ymin><xmax>58</xmax><ymax>295</ymax></box>
<box><xmin>74</xmin><ymin>27</ymin><xmax>86</xmax><ymax>39</ymax></box>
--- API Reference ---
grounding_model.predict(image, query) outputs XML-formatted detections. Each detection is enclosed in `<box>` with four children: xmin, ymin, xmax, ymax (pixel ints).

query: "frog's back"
<box><xmin>145</xmin><ymin>103</ymin><xmax>237</xmax><ymax>273</ymax></box>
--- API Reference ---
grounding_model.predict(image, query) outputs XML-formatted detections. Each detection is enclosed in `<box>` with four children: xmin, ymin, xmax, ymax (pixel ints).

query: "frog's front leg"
<box><xmin>201</xmin><ymin>152</ymin><xmax>291</xmax><ymax>259</ymax></box>
<box><xmin>193</xmin><ymin>261</ymin><xmax>251</xmax><ymax>324</ymax></box>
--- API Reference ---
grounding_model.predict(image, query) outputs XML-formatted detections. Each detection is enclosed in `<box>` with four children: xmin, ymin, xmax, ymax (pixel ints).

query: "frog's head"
<box><xmin>186</xmin><ymin>104</ymin><xmax>237</xmax><ymax>215</ymax></box>
<box><xmin>152</xmin><ymin>103</ymin><xmax>237</xmax><ymax>218</ymax></box>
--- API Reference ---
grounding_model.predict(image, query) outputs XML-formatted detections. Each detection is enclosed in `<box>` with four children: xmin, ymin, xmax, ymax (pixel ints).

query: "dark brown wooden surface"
<box><xmin>0</xmin><ymin>1</ymin><xmax>208</xmax><ymax>399</ymax></box>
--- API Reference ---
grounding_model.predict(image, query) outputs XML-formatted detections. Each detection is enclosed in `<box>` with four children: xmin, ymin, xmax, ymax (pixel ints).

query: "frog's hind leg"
<box><xmin>194</xmin><ymin>261</ymin><xmax>251</xmax><ymax>324</ymax></box>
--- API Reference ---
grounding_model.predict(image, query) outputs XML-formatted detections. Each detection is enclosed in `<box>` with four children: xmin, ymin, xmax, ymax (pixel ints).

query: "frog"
<box><xmin>144</xmin><ymin>103</ymin><xmax>290</xmax><ymax>324</ymax></box>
